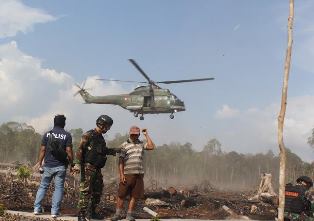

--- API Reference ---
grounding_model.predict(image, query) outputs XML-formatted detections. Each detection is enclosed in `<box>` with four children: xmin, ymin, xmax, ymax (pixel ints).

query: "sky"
<box><xmin>0</xmin><ymin>0</ymin><xmax>314</xmax><ymax>161</ymax></box>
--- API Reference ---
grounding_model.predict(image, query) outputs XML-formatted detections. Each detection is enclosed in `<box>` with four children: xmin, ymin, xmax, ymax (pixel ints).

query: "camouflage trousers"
<box><xmin>284</xmin><ymin>212</ymin><xmax>314</xmax><ymax>221</ymax></box>
<box><xmin>78</xmin><ymin>164</ymin><xmax>103</xmax><ymax>213</ymax></box>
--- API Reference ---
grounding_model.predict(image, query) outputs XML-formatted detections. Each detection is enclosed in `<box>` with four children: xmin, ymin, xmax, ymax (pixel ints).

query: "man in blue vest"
<box><xmin>33</xmin><ymin>115</ymin><xmax>73</xmax><ymax>219</ymax></box>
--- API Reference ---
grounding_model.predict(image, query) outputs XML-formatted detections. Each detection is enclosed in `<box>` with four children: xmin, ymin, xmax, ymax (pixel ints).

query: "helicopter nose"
<box><xmin>176</xmin><ymin>100</ymin><xmax>185</xmax><ymax>111</ymax></box>
<box><xmin>182</xmin><ymin>103</ymin><xmax>186</xmax><ymax>111</ymax></box>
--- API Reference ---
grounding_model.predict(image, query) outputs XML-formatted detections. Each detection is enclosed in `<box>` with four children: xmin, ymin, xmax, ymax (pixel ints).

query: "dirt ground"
<box><xmin>0</xmin><ymin>173</ymin><xmax>277</xmax><ymax>220</ymax></box>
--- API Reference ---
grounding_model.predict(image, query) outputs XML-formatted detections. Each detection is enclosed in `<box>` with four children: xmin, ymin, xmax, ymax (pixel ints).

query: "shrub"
<box><xmin>16</xmin><ymin>165</ymin><xmax>31</xmax><ymax>183</ymax></box>
<box><xmin>0</xmin><ymin>203</ymin><xmax>5</xmax><ymax>216</ymax></box>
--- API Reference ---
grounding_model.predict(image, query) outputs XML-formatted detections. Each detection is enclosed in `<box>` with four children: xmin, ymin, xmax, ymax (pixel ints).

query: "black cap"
<box><xmin>296</xmin><ymin>176</ymin><xmax>313</xmax><ymax>188</ymax></box>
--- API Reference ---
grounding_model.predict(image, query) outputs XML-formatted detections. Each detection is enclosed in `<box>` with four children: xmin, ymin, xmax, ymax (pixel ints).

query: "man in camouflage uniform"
<box><xmin>74</xmin><ymin>115</ymin><xmax>118</xmax><ymax>221</ymax></box>
<box><xmin>284</xmin><ymin>176</ymin><xmax>314</xmax><ymax>221</ymax></box>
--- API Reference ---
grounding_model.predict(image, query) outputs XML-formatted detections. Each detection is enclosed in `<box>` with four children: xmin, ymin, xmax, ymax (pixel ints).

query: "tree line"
<box><xmin>0</xmin><ymin>122</ymin><xmax>313</xmax><ymax>190</ymax></box>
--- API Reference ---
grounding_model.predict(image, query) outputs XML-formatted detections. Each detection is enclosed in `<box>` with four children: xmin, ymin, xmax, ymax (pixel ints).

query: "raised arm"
<box><xmin>142</xmin><ymin>129</ymin><xmax>155</xmax><ymax>150</ymax></box>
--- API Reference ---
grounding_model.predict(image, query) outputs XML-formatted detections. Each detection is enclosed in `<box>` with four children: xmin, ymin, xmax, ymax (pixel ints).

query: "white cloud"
<box><xmin>0</xmin><ymin>41</ymin><xmax>128</xmax><ymax>132</ymax></box>
<box><xmin>0</xmin><ymin>0</ymin><xmax>56</xmax><ymax>38</ymax></box>
<box><xmin>213</xmin><ymin>97</ymin><xmax>314</xmax><ymax>161</ymax></box>
<box><xmin>215</xmin><ymin>104</ymin><xmax>239</xmax><ymax>119</ymax></box>
<box><xmin>0</xmin><ymin>41</ymin><xmax>71</xmax><ymax>112</ymax></box>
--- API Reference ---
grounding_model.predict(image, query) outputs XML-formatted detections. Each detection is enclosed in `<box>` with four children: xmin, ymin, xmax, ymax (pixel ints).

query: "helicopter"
<box><xmin>75</xmin><ymin>59</ymin><xmax>214</xmax><ymax>120</ymax></box>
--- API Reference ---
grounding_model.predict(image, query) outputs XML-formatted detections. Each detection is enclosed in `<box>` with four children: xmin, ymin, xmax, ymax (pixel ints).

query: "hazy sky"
<box><xmin>0</xmin><ymin>0</ymin><xmax>314</xmax><ymax>161</ymax></box>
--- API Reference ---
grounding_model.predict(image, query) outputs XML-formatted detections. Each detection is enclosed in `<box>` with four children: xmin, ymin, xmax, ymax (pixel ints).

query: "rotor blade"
<box><xmin>81</xmin><ymin>80</ymin><xmax>86</xmax><ymax>89</ymax></box>
<box><xmin>156</xmin><ymin>77</ymin><xmax>215</xmax><ymax>84</ymax></box>
<box><xmin>73</xmin><ymin>91</ymin><xmax>80</xmax><ymax>97</ymax></box>
<box><xmin>96</xmin><ymin>78</ymin><xmax>146</xmax><ymax>84</ymax></box>
<box><xmin>128</xmin><ymin>59</ymin><xmax>154</xmax><ymax>84</ymax></box>
<box><xmin>75</xmin><ymin>83</ymin><xmax>81</xmax><ymax>89</ymax></box>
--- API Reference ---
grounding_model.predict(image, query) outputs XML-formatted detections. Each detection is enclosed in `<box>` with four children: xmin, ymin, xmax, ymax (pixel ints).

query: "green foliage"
<box><xmin>0</xmin><ymin>203</ymin><xmax>5</xmax><ymax>216</ymax></box>
<box><xmin>150</xmin><ymin>217</ymin><xmax>160</xmax><ymax>221</ymax></box>
<box><xmin>16</xmin><ymin>165</ymin><xmax>31</xmax><ymax>182</ymax></box>
<box><xmin>203</xmin><ymin>138</ymin><xmax>222</xmax><ymax>155</ymax></box>
<box><xmin>0</xmin><ymin>122</ymin><xmax>41</xmax><ymax>163</ymax></box>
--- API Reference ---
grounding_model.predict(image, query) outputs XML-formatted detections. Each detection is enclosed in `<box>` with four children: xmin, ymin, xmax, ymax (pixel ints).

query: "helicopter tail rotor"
<box><xmin>73</xmin><ymin>81</ymin><xmax>92</xmax><ymax>97</ymax></box>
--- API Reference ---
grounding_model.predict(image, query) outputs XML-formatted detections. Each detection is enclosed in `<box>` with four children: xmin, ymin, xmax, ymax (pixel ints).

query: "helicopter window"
<box><xmin>167</xmin><ymin>96</ymin><xmax>171</xmax><ymax>104</ymax></box>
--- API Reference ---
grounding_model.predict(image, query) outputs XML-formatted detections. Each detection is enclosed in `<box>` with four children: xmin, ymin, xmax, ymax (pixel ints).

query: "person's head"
<box><xmin>296</xmin><ymin>176</ymin><xmax>313</xmax><ymax>189</ymax></box>
<box><xmin>129</xmin><ymin>126</ymin><xmax>140</xmax><ymax>142</ymax></box>
<box><xmin>54</xmin><ymin>115</ymin><xmax>66</xmax><ymax>128</ymax></box>
<box><xmin>96</xmin><ymin>115</ymin><xmax>113</xmax><ymax>134</ymax></box>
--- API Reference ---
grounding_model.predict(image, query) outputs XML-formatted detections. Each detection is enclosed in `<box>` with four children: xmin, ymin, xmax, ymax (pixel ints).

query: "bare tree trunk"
<box><xmin>277</xmin><ymin>0</ymin><xmax>294</xmax><ymax>220</ymax></box>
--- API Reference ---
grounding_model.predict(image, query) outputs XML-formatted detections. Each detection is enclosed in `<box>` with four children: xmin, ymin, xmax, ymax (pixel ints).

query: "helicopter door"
<box><xmin>143</xmin><ymin>96</ymin><xmax>152</xmax><ymax>107</ymax></box>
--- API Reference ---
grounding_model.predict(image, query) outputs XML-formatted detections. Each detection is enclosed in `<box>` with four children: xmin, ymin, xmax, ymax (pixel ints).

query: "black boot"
<box><xmin>90</xmin><ymin>207</ymin><xmax>104</xmax><ymax>220</ymax></box>
<box><xmin>78</xmin><ymin>211</ymin><xmax>89</xmax><ymax>221</ymax></box>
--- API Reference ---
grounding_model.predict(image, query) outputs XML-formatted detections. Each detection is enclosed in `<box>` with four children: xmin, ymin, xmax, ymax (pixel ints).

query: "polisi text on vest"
<box><xmin>46</xmin><ymin>132</ymin><xmax>67</xmax><ymax>140</ymax></box>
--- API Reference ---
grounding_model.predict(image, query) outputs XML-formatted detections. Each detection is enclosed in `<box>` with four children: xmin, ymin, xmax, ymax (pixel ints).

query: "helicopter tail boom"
<box><xmin>74</xmin><ymin>83</ymin><xmax>125</xmax><ymax>105</ymax></box>
<box><xmin>83</xmin><ymin>95</ymin><xmax>125</xmax><ymax>105</ymax></box>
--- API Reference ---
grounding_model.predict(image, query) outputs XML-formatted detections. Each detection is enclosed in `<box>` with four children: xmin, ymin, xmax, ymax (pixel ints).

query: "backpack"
<box><xmin>46</xmin><ymin>131</ymin><xmax>68</xmax><ymax>164</ymax></box>
<box><xmin>285</xmin><ymin>183</ymin><xmax>311</xmax><ymax>214</ymax></box>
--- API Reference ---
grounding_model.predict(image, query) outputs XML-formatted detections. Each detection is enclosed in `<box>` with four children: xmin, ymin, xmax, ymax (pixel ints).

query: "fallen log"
<box><xmin>144</xmin><ymin>189</ymin><xmax>171</xmax><ymax>199</ymax></box>
<box><xmin>143</xmin><ymin>207</ymin><xmax>158</xmax><ymax>217</ymax></box>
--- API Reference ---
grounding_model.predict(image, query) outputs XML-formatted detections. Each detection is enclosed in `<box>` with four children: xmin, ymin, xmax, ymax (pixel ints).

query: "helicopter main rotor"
<box><xmin>97</xmin><ymin>59</ymin><xmax>215</xmax><ymax>87</ymax></box>
<box><xmin>128</xmin><ymin>59</ymin><xmax>157</xmax><ymax>86</ymax></box>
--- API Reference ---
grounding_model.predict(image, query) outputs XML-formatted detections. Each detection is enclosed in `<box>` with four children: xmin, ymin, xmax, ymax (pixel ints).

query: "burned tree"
<box><xmin>277</xmin><ymin>0</ymin><xmax>294</xmax><ymax>221</ymax></box>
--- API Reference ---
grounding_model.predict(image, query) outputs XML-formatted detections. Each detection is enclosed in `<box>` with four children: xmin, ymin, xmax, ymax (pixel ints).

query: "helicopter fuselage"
<box><xmin>79</xmin><ymin>86</ymin><xmax>185</xmax><ymax>116</ymax></box>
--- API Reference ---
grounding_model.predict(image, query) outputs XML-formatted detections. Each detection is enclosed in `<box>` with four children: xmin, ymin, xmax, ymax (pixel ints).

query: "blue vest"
<box><xmin>42</xmin><ymin>126</ymin><xmax>72</xmax><ymax>168</ymax></box>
